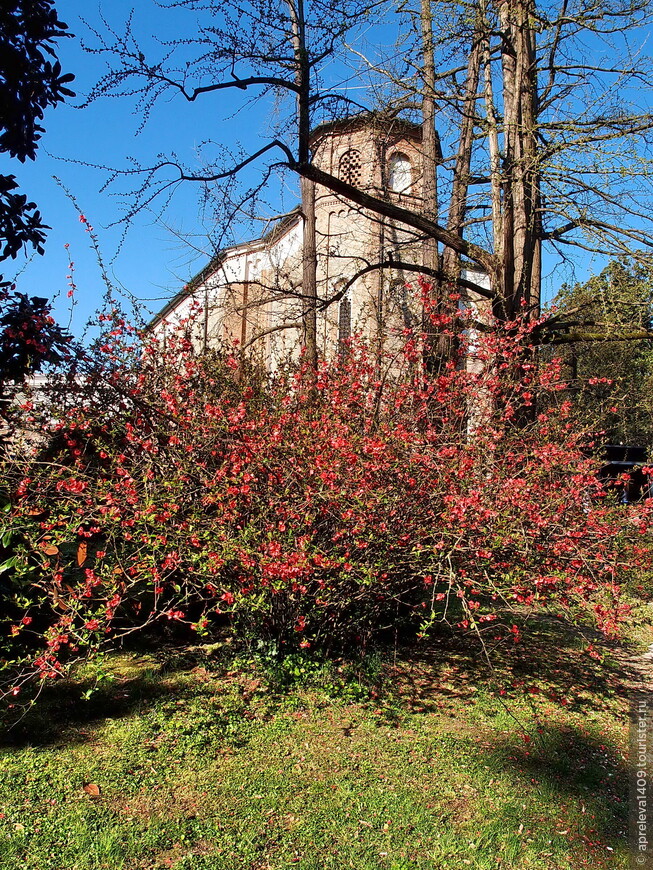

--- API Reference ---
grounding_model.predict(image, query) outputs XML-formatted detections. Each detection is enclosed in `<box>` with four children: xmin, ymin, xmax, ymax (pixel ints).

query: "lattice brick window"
<box><xmin>338</xmin><ymin>295</ymin><xmax>352</xmax><ymax>344</ymax></box>
<box><xmin>338</xmin><ymin>149</ymin><xmax>362</xmax><ymax>186</ymax></box>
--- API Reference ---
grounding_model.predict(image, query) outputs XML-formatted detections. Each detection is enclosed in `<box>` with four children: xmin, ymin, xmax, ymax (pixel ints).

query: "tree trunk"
<box><xmin>481</xmin><ymin>4</ymin><xmax>503</xmax><ymax>267</ymax></box>
<box><xmin>300</xmin><ymin>174</ymin><xmax>318</xmax><ymax>366</ymax></box>
<box><xmin>496</xmin><ymin>0</ymin><xmax>540</xmax><ymax>321</ymax></box>
<box><xmin>442</xmin><ymin>25</ymin><xmax>482</xmax><ymax>284</ymax></box>
<box><xmin>420</xmin><ymin>0</ymin><xmax>449</xmax><ymax>373</ymax></box>
<box><xmin>289</xmin><ymin>0</ymin><xmax>318</xmax><ymax>371</ymax></box>
<box><xmin>420</xmin><ymin>0</ymin><xmax>439</xmax><ymax>277</ymax></box>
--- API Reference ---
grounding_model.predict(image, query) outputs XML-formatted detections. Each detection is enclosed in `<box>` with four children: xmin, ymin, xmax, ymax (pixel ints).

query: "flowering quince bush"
<box><xmin>0</xmin><ymin>282</ymin><xmax>651</xmax><ymax>702</ymax></box>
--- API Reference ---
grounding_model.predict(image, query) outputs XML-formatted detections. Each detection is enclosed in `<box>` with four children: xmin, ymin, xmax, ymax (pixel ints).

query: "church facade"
<box><xmin>150</xmin><ymin>114</ymin><xmax>485</xmax><ymax>365</ymax></box>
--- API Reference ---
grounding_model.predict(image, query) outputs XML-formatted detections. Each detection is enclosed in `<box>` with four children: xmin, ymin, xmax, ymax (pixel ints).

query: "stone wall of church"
<box><xmin>310</xmin><ymin>119</ymin><xmax>426</xmax><ymax>358</ymax></box>
<box><xmin>151</xmin><ymin>116</ymin><xmax>461</xmax><ymax>369</ymax></box>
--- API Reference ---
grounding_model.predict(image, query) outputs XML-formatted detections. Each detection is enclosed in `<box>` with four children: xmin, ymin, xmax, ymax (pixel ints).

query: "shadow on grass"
<box><xmin>491</xmin><ymin>723</ymin><xmax>629</xmax><ymax>855</ymax></box>
<box><xmin>383</xmin><ymin>611</ymin><xmax>638</xmax><ymax>717</ymax></box>
<box><xmin>2</xmin><ymin>612</ymin><xmax>644</xmax><ymax>761</ymax></box>
<box><xmin>0</xmin><ymin>646</ymin><xmax>221</xmax><ymax>749</ymax></box>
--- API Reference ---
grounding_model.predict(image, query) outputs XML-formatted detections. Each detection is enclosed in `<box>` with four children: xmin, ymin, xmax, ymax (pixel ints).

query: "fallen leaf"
<box><xmin>51</xmin><ymin>589</ymin><xmax>69</xmax><ymax>611</ymax></box>
<box><xmin>83</xmin><ymin>782</ymin><xmax>101</xmax><ymax>797</ymax></box>
<box><xmin>77</xmin><ymin>541</ymin><xmax>88</xmax><ymax>567</ymax></box>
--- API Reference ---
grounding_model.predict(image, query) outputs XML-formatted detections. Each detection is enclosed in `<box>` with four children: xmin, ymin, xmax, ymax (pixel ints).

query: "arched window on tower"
<box><xmin>388</xmin><ymin>277</ymin><xmax>418</xmax><ymax>330</ymax></box>
<box><xmin>339</xmin><ymin>294</ymin><xmax>352</xmax><ymax>346</ymax></box>
<box><xmin>333</xmin><ymin>280</ymin><xmax>352</xmax><ymax>352</ymax></box>
<box><xmin>338</xmin><ymin>149</ymin><xmax>362</xmax><ymax>186</ymax></box>
<box><xmin>387</xmin><ymin>152</ymin><xmax>412</xmax><ymax>194</ymax></box>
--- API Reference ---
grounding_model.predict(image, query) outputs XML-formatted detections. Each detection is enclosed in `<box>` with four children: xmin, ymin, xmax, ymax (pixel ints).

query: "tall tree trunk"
<box><xmin>522</xmin><ymin>2</ymin><xmax>541</xmax><ymax>317</ymax></box>
<box><xmin>420</xmin><ymin>0</ymin><xmax>448</xmax><ymax>373</ymax></box>
<box><xmin>496</xmin><ymin>0</ymin><xmax>540</xmax><ymax>321</ymax></box>
<box><xmin>300</xmin><ymin>174</ymin><xmax>318</xmax><ymax>366</ymax></box>
<box><xmin>423</xmin><ymin>19</ymin><xmax>481</xmax><ymax>375</ymax></box>
<box><xmin>481</xmin><ymin>3</ymin><xmax>502</xmax><ymax>266</ymax></box>
<box><xmin>442</xmin><ymin>24</ymin><xmax>482</xmax><ymax>283</ymax></box>
<box><xmin>289</xmin><ymin>0</ymin><xmax>318</xmax><ymax>371</ymax></box>
<box><xmin>420</xmin><ymin>0</ymin><xmax>439</xmax><ymax>277</ymax></box>
<box><xmin>497</xmin><ymin>0</ymin><xmax>516</xmax><ymax>318</ymax></box>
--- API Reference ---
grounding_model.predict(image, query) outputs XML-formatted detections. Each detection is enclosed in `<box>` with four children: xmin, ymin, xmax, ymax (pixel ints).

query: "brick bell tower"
<box><xmin>308</xmin><ymin>114</ymin><xmax>431</xmax><ymax>355</ymax></box>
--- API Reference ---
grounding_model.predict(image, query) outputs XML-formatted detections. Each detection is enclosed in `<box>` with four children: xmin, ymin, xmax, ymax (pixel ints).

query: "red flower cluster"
<box><xmin>1</xmin><ymin>282</ymin><xmax>651</xmax><ymax>700</ymax></box>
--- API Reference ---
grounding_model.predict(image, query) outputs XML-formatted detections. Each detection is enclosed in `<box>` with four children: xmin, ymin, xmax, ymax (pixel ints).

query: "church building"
<box><xmin>150</xmin><ymin>114</ymin><xmax>486</xmax><ymax>365</ymax></box>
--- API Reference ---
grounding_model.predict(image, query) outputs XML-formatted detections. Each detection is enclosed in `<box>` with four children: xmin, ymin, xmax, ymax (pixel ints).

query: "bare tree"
<box><xmin>352</xmin><ymin>0</ymin><xmax>653</xmax><ymax>328</ymax></box>
<box><xmin>85</xmin><ymin>0</ymin><xmax>376</xmax><ymax>369</ymax></box>
<box><xmin>85</xmin><ymin>0</ymin><xmax>653</xmax><ymax>350</ymax></box>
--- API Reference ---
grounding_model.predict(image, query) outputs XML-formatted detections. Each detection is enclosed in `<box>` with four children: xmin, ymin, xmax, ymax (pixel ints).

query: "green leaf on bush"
<box><xmin>0</xmin><ymin>555</ymin><xmax>19</xmax><ymax>575</ymax></box>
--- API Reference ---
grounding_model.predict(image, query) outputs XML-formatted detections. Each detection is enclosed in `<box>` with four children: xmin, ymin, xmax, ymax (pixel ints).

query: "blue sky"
<box><xmin>1</xmin><ymin>0</ymin><xmax>399</xmax><ymax>338</ymax></box>
<box><xmin>1</xmin><ymin>0</ymin><xmax>289</xmax><ymax>336</ymax></box>
<box><xmin>2</xmin><ymin>1</ymin><xmax>651</xmax><ymax>338</ymax></box>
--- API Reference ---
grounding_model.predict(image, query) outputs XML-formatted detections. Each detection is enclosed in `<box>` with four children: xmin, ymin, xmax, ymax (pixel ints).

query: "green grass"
<box><xmin>0</xmin><ymin>616</ymin><xmax>643</xmax><ymax>869</ymax></box>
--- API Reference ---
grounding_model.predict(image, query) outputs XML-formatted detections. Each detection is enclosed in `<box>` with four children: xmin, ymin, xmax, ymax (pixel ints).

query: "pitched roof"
<box><xmin>147</xmin><ymin>208</ymin><xmax>301</xmax><ymax>331</ymax></box>
<box><xmin>309</xmin><ymin>112</ymin><xmax>423</xmax><ymax>146</ymax></box>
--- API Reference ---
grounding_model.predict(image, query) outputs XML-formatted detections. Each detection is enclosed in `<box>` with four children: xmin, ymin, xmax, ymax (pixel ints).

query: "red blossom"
<box><xmin>2</xmin><ymin>287</ymin><xmax>651</xmax><ymax>702</ymax></box>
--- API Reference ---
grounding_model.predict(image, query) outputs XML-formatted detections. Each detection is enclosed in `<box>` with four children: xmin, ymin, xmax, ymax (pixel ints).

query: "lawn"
<box><xmin>0</xmin><ymin>613</ymin><xmax>646</xmax><ymax>869</ymax></box>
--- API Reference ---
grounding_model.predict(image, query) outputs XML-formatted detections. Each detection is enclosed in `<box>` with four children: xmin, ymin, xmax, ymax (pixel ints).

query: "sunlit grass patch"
<box><xmin>0</xmin><ymin>620</ymin><xmax>640</xmax><ymax>869</ymax></box>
